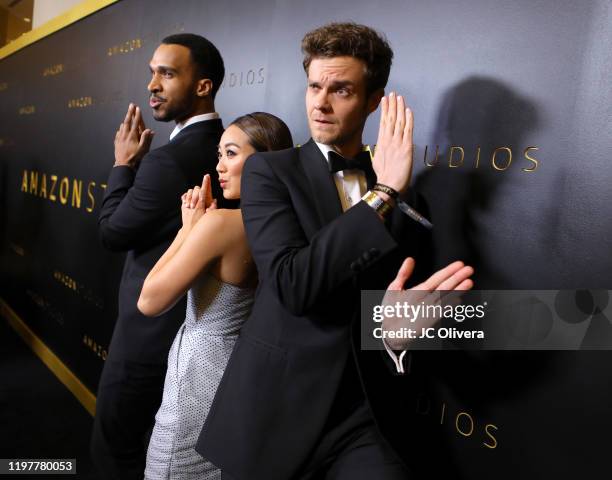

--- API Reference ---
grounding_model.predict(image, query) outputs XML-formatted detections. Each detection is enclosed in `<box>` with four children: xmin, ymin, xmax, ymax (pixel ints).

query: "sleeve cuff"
<box><xmin>382</xmin><ymin>338</ymin><xmax>409</xmax><ymax>374</ymax></box>
<box><xmin>108</xmin><ymin>163</ymin><xmax>135</xmax><ymax>180</ymax></box>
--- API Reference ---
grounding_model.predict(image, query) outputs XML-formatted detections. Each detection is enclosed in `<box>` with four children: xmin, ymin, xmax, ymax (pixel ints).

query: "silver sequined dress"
<box><xmin>145</xmin><ymin>274</ymin><xmax>254</xmax><ymax>479</ymax></box>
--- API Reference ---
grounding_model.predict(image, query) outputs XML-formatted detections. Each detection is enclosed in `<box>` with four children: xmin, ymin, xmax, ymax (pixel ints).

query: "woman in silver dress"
<box><xmin>137</xmin><ymin>112</ymin><xmax>293</xmax><ymax>479</ymax></box>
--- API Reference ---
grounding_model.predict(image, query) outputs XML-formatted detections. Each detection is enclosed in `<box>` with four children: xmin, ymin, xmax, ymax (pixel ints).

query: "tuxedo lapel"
<box><xmin>299</xmin><ymin>139</ymin><xmax>343</xmax><ymax>226</ymax></box>
<box><xmin>362</xmin><ymin>151</ymin><xmax>377</xmax><ymax>190</ymax></box>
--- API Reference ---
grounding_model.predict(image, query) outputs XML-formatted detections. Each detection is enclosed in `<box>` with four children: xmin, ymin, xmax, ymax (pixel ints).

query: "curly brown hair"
<box><xmin>301</xmin><ymin>22</ymin><xmax>393</xmax><ymax>96</ymax></box>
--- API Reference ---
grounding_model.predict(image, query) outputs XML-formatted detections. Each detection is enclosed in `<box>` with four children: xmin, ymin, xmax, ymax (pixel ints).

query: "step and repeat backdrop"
<box><xmin>1</xmin><ymin>0</ymin><xmax>611</xmax><ymax>478</ymax></box>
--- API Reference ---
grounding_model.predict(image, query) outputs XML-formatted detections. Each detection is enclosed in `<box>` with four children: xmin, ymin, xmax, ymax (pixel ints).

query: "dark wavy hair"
<box><xmin>301</xmin><ymin>22</ymin><xmax>393</xmax><ymax>96</ymax></box>
<box><xmin>230</xmin><ymin>112</ymin><xmax>293</xmax><ymax>152</ymax></box>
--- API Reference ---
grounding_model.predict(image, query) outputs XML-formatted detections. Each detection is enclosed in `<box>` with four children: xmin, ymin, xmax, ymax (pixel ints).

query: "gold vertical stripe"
<box><xmin>0</xmin><ymin>297</ymin><xmax>96</xmax><ymax>416</ymax></box>
<box><xmin>0</xmin><ymin>0</ymin><xmax>121</xmax><ymax>60</ymax></box>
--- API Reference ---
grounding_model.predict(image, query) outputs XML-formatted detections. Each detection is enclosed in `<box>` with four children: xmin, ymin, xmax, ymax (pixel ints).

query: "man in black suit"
<box><xmin>196</xmin><ymin>22</ymin><xmax>473</xmax><ymax>479</ymax></box>
<box><xmin>92</xmin><ymin>33</ymin><xmax>227</xmax><ymax>479</ymax></box>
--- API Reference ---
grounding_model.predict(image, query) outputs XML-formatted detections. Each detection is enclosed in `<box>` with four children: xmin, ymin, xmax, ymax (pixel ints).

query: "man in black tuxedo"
<box><xmin>92</xmin><ymin>33</ymin><xmax>227</xmax><ymax>479</ymax></box>
<box><xmin>197</xmin><ymin>23</ymin><xmax>473</xmax><ymax>479</ymax></box>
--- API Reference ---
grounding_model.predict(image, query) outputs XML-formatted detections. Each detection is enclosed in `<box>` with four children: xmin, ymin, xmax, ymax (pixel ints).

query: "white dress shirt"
<box><xmin>314</xmin><ymin>142</ymin><xmax>368</xmax><ymax>211</ymax></box>
<box><xmin>169</xmin><ymin>112</ymin><xmax>220</xmax><ymax>141</ymax></box>
<box><xmin>314</xmin><ymin>142</ymin><xmax>408</xmax><ymax>374</ymax></box>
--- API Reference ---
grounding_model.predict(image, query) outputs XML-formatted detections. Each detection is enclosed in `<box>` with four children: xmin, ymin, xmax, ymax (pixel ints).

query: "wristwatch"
<box><xmin>362</xmin><ymin>190</ymin><xmax>393</xmax><ymax>218</ymax></box>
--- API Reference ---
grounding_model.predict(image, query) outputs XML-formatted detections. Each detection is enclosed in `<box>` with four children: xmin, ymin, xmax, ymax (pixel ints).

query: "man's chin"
<box><xmin>311</xmin><ymin>132</ymin><xmax>338</xmax><ymax>145</ymax></box>
<box><xmin>151</xmin><ymin>109</ymin><xmax>172</xmax><ymax>122</ymax></box>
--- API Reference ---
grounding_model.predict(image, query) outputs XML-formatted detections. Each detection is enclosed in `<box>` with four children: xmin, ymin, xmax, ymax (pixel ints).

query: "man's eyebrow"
<box><xmin>149</xmin><ymin>65</ymin><xmax>177</xmax><ymax>73</ymax></box>
<box><xmin>308</xmin><ymin>79</ymin><xmax>354</xmax><ymax>88</ymax></box>
<box><xmin>329</xmin><ymin>80</ymin><xmax>354</xmax><ymax>87</ymax></box>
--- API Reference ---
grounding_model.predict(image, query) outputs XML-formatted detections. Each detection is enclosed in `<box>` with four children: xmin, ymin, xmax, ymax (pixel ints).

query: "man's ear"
<box><xmin>196</xmin><ymin>78</ymin><xmax>213</xmax><ymax>98</ymax></box>
<box><xmin>367</xmin><ymin>88</ymin><xmax>384</xmax><ymax>114</ymax></box>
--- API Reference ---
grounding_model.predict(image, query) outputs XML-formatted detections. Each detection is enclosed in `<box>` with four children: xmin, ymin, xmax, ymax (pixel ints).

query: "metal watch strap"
<box><xmin>362</xmin><ymin>190</ymin><xmax>393</xmax><ymax>218</ymax></box>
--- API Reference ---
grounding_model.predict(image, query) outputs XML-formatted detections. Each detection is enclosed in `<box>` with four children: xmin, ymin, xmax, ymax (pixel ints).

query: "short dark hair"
<box><xmin>162</xmin><ymin>33</ymin><xmax>225</xmax><ymax>99</ymax></box>
<box><xmin>301</xmin><ymin>22</ymin><xmax>393</xmax><ymax>96</ymax></box>
<box><xmin>230</xmin><ymin>112</ymin><xmax>293</xmax><ymax>152</ymax></box>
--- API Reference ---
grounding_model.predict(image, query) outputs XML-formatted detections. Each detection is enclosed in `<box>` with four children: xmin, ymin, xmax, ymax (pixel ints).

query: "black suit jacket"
<box><xmin>196</xmin><ymin>139</ymin><xmax>433</xmax><ymax>479</ymax></box>
<box><xmin>99</xmin><ymin>119</ymin><xmax>224</xmax><ymax>364</ymax></box>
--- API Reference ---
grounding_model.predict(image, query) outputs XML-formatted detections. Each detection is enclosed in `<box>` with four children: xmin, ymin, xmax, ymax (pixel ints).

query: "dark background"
<box><xmin>1</xmin><ymin>0</ymin><xmax>611</xmax><ymax>478</ymax></box>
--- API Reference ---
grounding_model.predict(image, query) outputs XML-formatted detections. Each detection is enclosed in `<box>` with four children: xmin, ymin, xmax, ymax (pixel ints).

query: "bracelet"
<box><xmin>372</xmin><ymin>183</ymin><xmax>399</xmax><ymax>200</ymax></box>
<box><xmin>362</xmin><ymin>190</ymin><xmax>393</xmax><ymax>218</ymax></box>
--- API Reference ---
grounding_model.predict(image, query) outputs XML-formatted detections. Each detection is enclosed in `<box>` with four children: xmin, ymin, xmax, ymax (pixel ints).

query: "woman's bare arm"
<box><xmin>137</xmin><ymin>210</ymin><xmax>230</xmax><ymax>317</ymax></box>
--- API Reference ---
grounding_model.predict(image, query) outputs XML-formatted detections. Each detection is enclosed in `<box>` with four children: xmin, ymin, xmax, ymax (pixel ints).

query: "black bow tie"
<box><xmin>327</xmin><ymin>150</ymin><xmax>372</xmax><ymax>173</ymax></box>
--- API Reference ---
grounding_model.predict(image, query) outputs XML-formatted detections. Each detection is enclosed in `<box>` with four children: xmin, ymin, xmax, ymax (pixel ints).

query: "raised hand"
<box><xmin>390</xmin><ymin>258</ymin><xmax>474</xmax><ymax>293</ymax></box>
<box><xmin>382</xmin><ymin>258</ymin><xmax>475</xmax><ymax>350</ymax></box>
<box><xmin>196</xmin><ymin>173</ymin><xmax>215</xmax><ymax>211</ymax></box>
<box><xmin>114</xmin><ymin>103</ymin><xmax>154</xmax><ymax>168</ymax></box>
<box><xmin>180</xmin><ymin>174</ymin><xmax>217</xmax><ymax>232</ymax></box>
<box><xmin>372</xmin><ymin>92</ymin><xmax>414</xmax><ymax>195</ymax></box>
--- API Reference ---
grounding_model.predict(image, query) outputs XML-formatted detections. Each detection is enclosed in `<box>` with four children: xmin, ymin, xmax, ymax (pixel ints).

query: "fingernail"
<box><xmin>390</xmin><ymin>92</ymin><xmax>395</xmax><ymax>97</ymax></box>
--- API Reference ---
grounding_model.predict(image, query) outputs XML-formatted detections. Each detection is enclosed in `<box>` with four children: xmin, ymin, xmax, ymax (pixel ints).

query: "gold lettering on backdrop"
<box><xmin>423</xmin><ymin>145</ymin><xmax>440</xmax><ymax>167</ymax></box>
<box><xmin>53</xmin><ymin>268</ymin><xmax>104</xmax><ymax>309</ymax></box>
<box><xmin>448</xmin><ymin>146</ymin><xmax>465</xmax><ymax>168</ymax></box>
<box><xmin>43</xmin><ymin>64</ymin><xmax>64</xmax><ymax>77</ymax></box>
<box><xmin>491</xmin><ymin>147</ymin><xmax>513</xmax><ymax>171</ymax></box>
<box><xmin>523</xmin><ymin>146</ymin><xmax>539</xmax><ymax>172</ymax></box>
<box><xmin>107</xmin><ymin>38</ymin><xmax>142</xmax><ymax>56</ymax></box>
<box><xmin>86</xmin><ymin>181</ymin><xmax>96</xmax><ymax>213</ymax></box>
<box><xmin>68</xmin><ymin>97</ymin><xmax>93</xmax><ymax>108</ymax></box>
<box><xmin>222</xmin><ymin>67</ymin><xmax>265</xmax><ymax>88</ymax></box>
<box><xmin>415</xmin><ymin>395</ymin><xmax>499</xmax><ymax>449</ymax></box>
<box><xmin>423</xmin><ymin>145</ymin><xmax>540</xmax><ymax>172</ymax></box>
<box><xmin>71</xmin><ymin>179</ymin><xmax>82</xmax><ymax>208</ymax></box>
<box><xmin>40</xmin><ymin>174</ymin><xmax>47</xmax><ymax>198</ymax></box>
<box><xmin>0</xmin><ymin>82</ymin><xmax>8</xmax><ymax>91</ymax></box>
<box><xmin>20</xmin><ymin>170</ymin><xmax>106</xmax><ymax>214</ymax></box>
<box><xmin>59</xmin><ymin>177</ymin><xmax>69</xmax><ymax>204</ymax></box>
<box><xmin>19</xmin><ymin>105</ymin><xmax>35</xmax><ymax>115</ymax></box>
<box><xmin>455</xmin><ymin>411</ymin><xmax>475</xmax><ymax>437</ymax></box>
<box><xmin>473</xmin><ymin>146</ymin><xmax>481</xmax><ymax>168</ymax></box>
<box><xmin>49</xmin><ymin>175</ymin><xmax>58</xmax><ymax>201</ymax></box>
<box><xmin>483</xmin><ymin>424</ymin><xmax>498</xmax><ymax>449</ymax></box>
<box><xmin>54</xmin><ymin>270</ymin><xmax>77</xmax><ymax>291</ymax></box>
<box><xmin>29</xmin><ymin>171</ymin><xmax>38</xmax><ymax>194</ymax></box>
<box><xmin>82</xmin><ymin>335</ymin><xmax>108</xmax><ymax>360</ymax></box>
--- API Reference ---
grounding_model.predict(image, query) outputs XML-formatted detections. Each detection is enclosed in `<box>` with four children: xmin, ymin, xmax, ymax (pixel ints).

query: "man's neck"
<box><xmin>175</xmin><ymin>104</ymin><xmax>215</xmax><ymax>125</ymax></box>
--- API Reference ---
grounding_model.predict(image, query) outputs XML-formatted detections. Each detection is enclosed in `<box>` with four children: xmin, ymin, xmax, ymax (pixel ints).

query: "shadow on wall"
<box><xmin>408</xmin><ymin>78</ymin><xmax>558</xmax><ymax>457</ymax></box>
<box><xmin>414</xmin><ymin>75</ymin><xmax>539</xmax><ymax>289</ymax></box>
